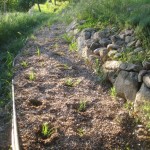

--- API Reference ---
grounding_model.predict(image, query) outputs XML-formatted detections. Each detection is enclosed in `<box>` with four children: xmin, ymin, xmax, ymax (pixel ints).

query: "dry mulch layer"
<box><xmin>13</xmin><ymin>23</ymin><xmax>150</xmax><ymax>150</ymax></box>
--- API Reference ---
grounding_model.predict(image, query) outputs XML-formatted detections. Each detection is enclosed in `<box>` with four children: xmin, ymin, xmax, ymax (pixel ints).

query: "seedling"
<box><xmin>41</xmin><ymin>122</ymin><xmax>55</xmax><ymax>137</ymax></box>
<box><xmin>21</xmin><ymin>61</ymin><xmax>28</xmax><ymax>68</ymax></box>
<box><xmin>64</xmin><ymin>78</ymin><xmax>74</xmax><ymax>87</ymax></box>
<box><xmin>69</xmin><ymin>42</ymin><xmax>77</xmax><ymax>52</ymax></box>
<box><xmin>78</xmin><ymin>101</ymin><xmax>86</xmax><ymax>112</ymax></box>
<box><xmin>29</xmin><ymin>71</ymin><xmax>36</xmax><ymax>81</ymax></box>
<box><xmin>77</xmin><ymin>128</ymin><xmax>84</xmax><ymax>137</ymax></box>
<box><xmin>36</xmin><ymin>47</ymin><xmax>40</xmax><ymax>56</ymax></box>
<box><xmin>110</xmin><ymin>86</ymin><xmax>117</xmax><ymax>99</ymax></box>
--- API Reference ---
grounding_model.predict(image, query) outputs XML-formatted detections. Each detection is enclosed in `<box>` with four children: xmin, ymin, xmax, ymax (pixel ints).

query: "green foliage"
<box><xmin>21</xmin><ymin>61</ymin><xmax>28</xmax><ymax>68</ymax></box>
<box><xmin>77</xmin><ymin>128</ymin><xmax>84</xmax><ymax>137</ymax></box>
<box><xmin>78</xmin><ymin>101</ymin><xmax>86</xmax><ymax>112</ymax></box>
<box><xmin>28</xmin><ymin>71</ymin><xmax>36</xmax><ymax>81</ymax></box>
<box><xmin>62</xmin><ymin>33</ymin><xmax>73</xmax><ymax>44</ymax></box>
<box><xmin>69</xmin><ymin>41</ymin><xmax>77</xmax><ymax>51</ymax></box>
<box><xmin>41</xmin><ymin>122</ymin><xmax>55</xmax><ymax>137</ymax></box>
<box><xmin>110</xmin><ymin>86</ymin><xmax>117</xmax><ymax>99</ymax></box>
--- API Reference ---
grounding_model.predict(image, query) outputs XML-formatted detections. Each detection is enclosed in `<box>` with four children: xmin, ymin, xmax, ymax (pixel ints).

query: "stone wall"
<box><xmin>66</xmin><ymin>21</ymin><xmax>150</xmax><ymax>114</ymax></box>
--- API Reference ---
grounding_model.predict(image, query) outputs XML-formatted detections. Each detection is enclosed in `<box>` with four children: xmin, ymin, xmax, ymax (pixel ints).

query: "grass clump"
<box><xmin>110</xmin><ymin>86</ymin><xmax>117</xmax><ymax>99</ymax></box>
<box><xmin>69</xmin><ymin>41</ymin><xmax>77</xmax><ymax>52</ymax></box>
<box><xmin>41</xmin><ymin>122</ymin><xmax>55</xmax><ymax>138</ymax></box>
<box><xmin>21</xmin><ymin>61</ymin><xmax>28</xmax><ymax>68</ymax></box>
<box><xmin>28</xmin><ymin>71</ymin><xmax>36</xmax><ymax>81</ymax></box>
<box><xmin>78</xmin><ymin>101</ymin><xmax>86</xmax><ymax>112</ymax></box>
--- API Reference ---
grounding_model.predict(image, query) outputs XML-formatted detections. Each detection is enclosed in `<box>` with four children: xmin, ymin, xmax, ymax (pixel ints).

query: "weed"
<box><xmin>28</xmin><ymin>71</ymin><xmax>36</xmax><ymax>81</ymax></box>
<box><xmin>124</xmin><ymin>101</ymin><xmax>134</xmax><ymax>111</ymax></box>
<box><xmin>21</xmin><ymin>61</ymin><xmax>28</xmax><ymax>68</ymax></box>
<box><xmin>41</xmin><ymin>122</ymin><xmax>55</xmax><ymax>137</ymax></box>
<box><xmin>78</xmin><ymin>101</ymin><xmax>86</xmax><ymax>112</ymax></box>
<box><xmin>36</xmin><ymin>47</ymin><xmax>41</xmax><ymax>56</ymax></box>
<box><xmin>110</xmin><ymin>86</ymin><xmax>117</xmax><ymax>99</ymax></box>
<box><xmin>64</xmin><ymin>78</ymin><xmax>74</xmax><ymax>87</ymax></box>
<box><xmin>62</xmin><ymin>33</ymin><xmax>73</xmax><ymax>44</ymax></box>
<box><xmin>77</xmin><ymin>128</ymin><xmax>84</xmax><ymax>137</ymax></box>
<box><xmin>30</xmin><ymin>34</ymin><xmax>36</xmax><ymax>40</ymax></box>
<box><xmin>69</xmin><ymin>42</ymin><xmax>77</xmax><ymax>52</ymax></box>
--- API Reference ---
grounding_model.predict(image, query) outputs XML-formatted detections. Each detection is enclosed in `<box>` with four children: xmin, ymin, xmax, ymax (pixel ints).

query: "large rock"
<box><xmin>107</xmin><ymin>44</ymin><xmax>120</xmax><ymax>50</ymax></box>
<box><xmin>143</xmin><ymin>74</ymin><xmax>150</xmax><ymax>88</ymax></box>
<box><xmin>142</xmin><ymin>61</ymin><xmax>150</xmax><ymax>70</ymax></box>
<box><xmin>80</xmin><ymin>46</ymin><xmax>92</xmax><ymax>59</ymax></box>
<box><xmin>103</xmin><ymin>61</ymin><xmax>122</xmax><ymax>71</ymax></box>
<box><xmin>114</xmin><ymin>71</ymin><xmax>139</xmax><ymax>101</ymax></box>
<box><xmin>99</xmin><ymin>38</ymin><xmax>111</xmax><ymax>47</ymax></box>
<box><xmin>134</xmin><ymin>83</ymin><xmax>150</xmax><ymax>111</ymax></box>
<box><xmin>66</xmin><ymin>20</ymin><xmax>78</xmax><ymax>33</ymax></box>
<box><xmin>99</xmin><ymin>48</ymin><xmax>108</xmax><ymax>62</ymax></box>
<box><xmin>119</xmin><ymin>63</ymin><xmax>142</xmax><ymax>72</ymax></box>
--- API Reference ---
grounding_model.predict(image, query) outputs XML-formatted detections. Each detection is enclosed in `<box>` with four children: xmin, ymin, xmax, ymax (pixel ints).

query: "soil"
<box><xmin>13</xmin><ymin>23</ymin><xmax>150</xmax><ymax>150</ymax></box>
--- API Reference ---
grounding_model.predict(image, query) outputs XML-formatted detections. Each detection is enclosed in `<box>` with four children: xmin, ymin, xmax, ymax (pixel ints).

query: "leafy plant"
<box><xmin>78</xmin><ymin>101</ymin><xmax>86</xmax><ymax>112</ymax></box>
<box><xmin>21</xmin><ymin>61</ymin><xmax>28</xmax><ymax>68</ymax></box>
<box><xmin>64</xmin><ymin>78</ymin><xmax>74</xmax><ymax>87</ymax></box>
<box><xmin>77</xmin><ymin>128</ymin><xmax>84</xmax><ymax>137</ymax></box>
<box><xmin>110</xmin><ymin>86</ymin><xmax>117</xmax><ymax>99</ymax></box>
<box><xmin>41</xmin><ymin>122</ymin><xmax>55</xmax><ymax>137</ymax></box>
<box><xmin>69</xmin><ymin>42</ymin><xmax>77</xmax><ymax>52</ymax></box>
<box><xmin>62</xmin><ymin>33</ymin><xmax>73</xmax><ymax>44</ymax></box>
<box><xmin>28</xmin><ymin>71</ymin><xmax>36</xmax><ymax>81</ymax></box>
<box><xmin>36</xmin><ymin>47</ymin><xmax>41</xmax><ymax>56</ymax></box>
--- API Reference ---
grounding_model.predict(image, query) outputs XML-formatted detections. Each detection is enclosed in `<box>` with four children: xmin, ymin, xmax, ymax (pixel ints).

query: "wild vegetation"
<box><xmin>0</xmin><ymin>0</ymin><xmax>150</xmax><ymax>149</ymax></box>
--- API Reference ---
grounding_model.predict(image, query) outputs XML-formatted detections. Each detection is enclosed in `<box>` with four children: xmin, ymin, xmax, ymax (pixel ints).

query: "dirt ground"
<box><xmin>13</xmin><ymin>23</ymin><xmax>150</xmax><ymax>150</ymax></box>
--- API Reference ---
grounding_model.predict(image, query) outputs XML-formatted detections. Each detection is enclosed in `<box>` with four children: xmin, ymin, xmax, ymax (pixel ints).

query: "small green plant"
<box><xmin>21</xmin><ymin>61</ymin><xmax>28</xmax><ymax>68</ymax></box>
<box><xmin>36</xmin><ymin>47</ymin><xmax>40</xmax><ymax>56</ymax></box>
<box><xmin>41</xmin><ymin>122</ymin><xmax>55</xmax><ymax>137</ymax></box>
<box><xmin>30</xmin><ymin>34</ymin><xmax>36</xmax><ymax>40</ymax></box>
<box><xmin>124</xmin><ymin>101</ymin><xmax>134</xmax><ymax>111</ymax></box>
<box><xmin>110</xmin><ymin>86</ymin><xmax>117</xmax><ymax>99</ymax></box>
<box><xmin>64</xmin><ymin>78</ymin><xmax>74</xmax><ymax>87</ymax></box>
<box><xmin>69</xmin><ymin>42</ymin><xmax>77</xmax><ymax>52</ymax></box>
<box><xmin>78</xmin><ymin>101</ymin><xmax>86</xmax><ymax>112</ymax></box>
<box><xmin>77</xmin><ymin>128</ymin><xmax>84</xmax><ymax>137</ymax></box>
<box><xmin>29</xmin><ymin>71</ymin><xmax>36</xmax><ymax>81</ymax></box>
<box><xmin>62</xmin><ymin>33</ymin><xmax>73</xmax><ymax>44</ymax></box>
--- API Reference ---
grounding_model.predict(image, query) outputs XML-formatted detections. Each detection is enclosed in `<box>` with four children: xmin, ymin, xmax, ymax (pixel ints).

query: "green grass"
<box><xmin>41</xmin><ymin>122</ymin><xmax>55</xmax><ymax>137</ymax></box>
<box><xmin>78</xmin><ymin>101</ymin><xmax>86</xmax><ymax>112</ymax></box>
<box><xmin>110</xmin><ymin>86</ymin><xmax>117</xmax><ymax>99</ymax></box>
<box><xmin>0</xmin><ymin>1</ymin><xmax>68</xmax><ymax>107</ymax></box>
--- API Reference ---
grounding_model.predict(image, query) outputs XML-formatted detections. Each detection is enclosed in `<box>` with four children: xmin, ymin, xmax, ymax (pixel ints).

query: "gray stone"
<box><xmin>135</xmin><ymin>40</ymin><xmax>141</xmax><ymax>47</ymax></box>
<box><xmin>103</xmin><ymin>60</ymin><xmax>122</xmax><ymax>71</ymax></box>
<box><xmin>119</xmin><ymin>63</ymin><xmax>142</xmax><ymax>72</ymax></box>
<box><xmin>119</xmin><ymin>34</ymin><xmax>125</xmax><ymax>40</ymax></box>
<box><xmin>99</xmin><ymin>38</ymin><xmax>111</xmax><ymax>47</ymax></box>
<box><xmin>125</xmin><ymin>29</ymin><xmax>134</xmax><ymax>36</ymax></box>
<box><xmin>84</xmin><ymin>39</ymin><xmax>93</xmax><ymax>48</ymax></box>
<box><xmin>134</xmin><ymin>47</ymin><xmax>143</xmax><ymax>53</ymax></box>
<box><xmin>143</xmin><ymin>74</ymin><xmax>150</xmax><ymax>88</ymax></box>
<box><xmin>103</xmin><ymin>69</ymin><xmax>118</xmax><ymax>84</ymax></box>
<box><xmin>107</xmin><ymin>44</ymin><xmax>120</xmax><ymax>50</ymax></box>
<box><xmin>114</xmin><ymin>71</ymin><xmax>139</xmax><ymax>101</ymax></box>
<box><xmin>138</xmin><ymin>70</ymin><xmax>148</xmax><ymax>82</ymax></box>
<box><xmin>99</xmin><ymin>48</ymin><xmax>108</xmax><ymax>62</ymax></box>
<box><xmin>113</xmin><ymin>53</ymin><xmax>122</xmax><ymax>59</ymax></box>
<box><xmin>92</xmin><ymin>30</ymin><xmax>110</xmax><ymax>42</ymax></box>
<box><xmin>134</xmin><ymin>83</ymin><xmax>150</xmax><ymax>111</ymax></box>
<box><xmin>89</xmin><ymin>42</ymin><xmax>101</xmax><ymax>51</ymax></box>
<box><xmin>80</xmin><ymin>46</ymin><xmax>92</xmax><ymax>59</ymax></box>
<box><xmin>125</xmin><ymin>36</ymin><xmax>135</xmax><ymax>43</ymax></box>
<box><xmin>66</xmin><ymin>20</ymin><xmax>78</xmax><ymax>33</ymax></box>
<box><xmin>93</xmin><ymin>48</ymin><xmax>101</xmax><ymax>55</ymax></box>
<box><xmin>142</xmin><ymin>61</ymin><xmax>150</xmax><ymax>70</ymax></box>
<box><xmin>80</xmin><ymin>30</ymin><xmax>91</xmax><ymax>40</ymax></box>
<box><xmin>77</xmin><ymin>36</ymin><xmax>85</xmax><ymax>54</ymax></box>
<box><xmin>107</xmin><ymin>50</ymin><xmax>118</xmax><ymax>58</ymax></box>
<box><xmin>127</xmin><ymin>41</ymin><xmax>136</xmax><ymax>47</ymax></box>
